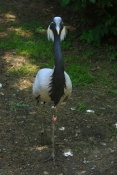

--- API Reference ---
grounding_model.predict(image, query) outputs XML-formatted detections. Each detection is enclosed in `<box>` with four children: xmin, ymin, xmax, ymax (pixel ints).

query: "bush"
<box><xmin>60</xmin><ymin>0</ymin><xmax>117</xmax><ymax>44</ymax></box>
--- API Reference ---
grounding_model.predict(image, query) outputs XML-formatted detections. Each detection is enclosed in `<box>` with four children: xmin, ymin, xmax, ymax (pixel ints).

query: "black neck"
<box><xmin>54</xmin><ymin>33</ymin><xmax>64</xmax><ymax>72</ymax></box>
<box><xmin>49</xmin><ymin>31</ymin><xmax>65</xmax><ymax>106</ymax></box>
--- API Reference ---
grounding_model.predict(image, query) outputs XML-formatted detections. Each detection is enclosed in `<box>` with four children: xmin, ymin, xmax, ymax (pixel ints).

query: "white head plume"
<box><xmin>47</xmin><ymin>17</ymin><xmax>67</xmax><ymax>41</ymax></box>
<box><xmin>47</xmin><ymin>25</ymin><xmax>54</xmax><ymax>41</ymax></box>
<box><xmin>60</xmin><ymin>26</ymin><xmax>67</xmax><ymax>41</ymax></box>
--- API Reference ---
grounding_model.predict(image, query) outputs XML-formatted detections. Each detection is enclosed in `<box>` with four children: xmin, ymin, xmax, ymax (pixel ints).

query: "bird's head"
<box><xmin>47</xmin><ymin>17</ymin><xmax>67</xmax><ymax>41</ymax></box>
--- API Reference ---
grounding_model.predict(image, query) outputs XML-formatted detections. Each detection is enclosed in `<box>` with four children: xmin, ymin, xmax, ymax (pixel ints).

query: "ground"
<box><xmin>0</xmin><ymin>1</ymin><xmax>117</xmax><ymax>175</ymax></box>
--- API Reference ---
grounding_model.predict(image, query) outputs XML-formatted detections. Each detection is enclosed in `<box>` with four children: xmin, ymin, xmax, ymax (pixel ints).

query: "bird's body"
<box><xmin>33</xmin><ymin>16</ymin><xmax>72</xmax><ymax>165</ymax></box>
<box><xmin>33</xmin><ymin>68</ymin><xmax>53</xmax><ymax>103</ymax></box>
<box><xmin>33</xmin><ymin>68</ymin><xmax>72</xmax><ymax>109</ymax></box>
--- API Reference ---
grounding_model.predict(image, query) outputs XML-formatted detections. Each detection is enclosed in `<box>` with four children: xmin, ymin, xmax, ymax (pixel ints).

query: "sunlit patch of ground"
<box><xmin>3</xmin><ymin>51</ymin><xmax>27</xmax><ymax>69</ymax></box>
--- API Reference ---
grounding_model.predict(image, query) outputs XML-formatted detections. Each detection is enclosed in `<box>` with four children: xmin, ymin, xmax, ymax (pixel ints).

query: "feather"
<box><xmin>60</xmin><ymin>26</ymin><xmax>67</xmax><ymax>41</ymax></box>
<box><xmin>47</xmin><ymin>25</ymin><xmax>54</xmax><ymax>41</ymax></box>
<box><xmin>47</xmin><ymin>24</ymin><xmax>67</xmax><ymax>42</ymax></box>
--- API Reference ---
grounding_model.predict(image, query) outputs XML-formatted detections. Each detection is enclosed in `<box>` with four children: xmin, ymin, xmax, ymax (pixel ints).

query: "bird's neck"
<box><xmin>54</xmin><ymin>34</ymin><xmax>64</xmax><ymax>72</ymax></box>
<box><xmin>49</xmin><ymin>33</ymin><xmax>65</xmax><ymax>106</ymax></box>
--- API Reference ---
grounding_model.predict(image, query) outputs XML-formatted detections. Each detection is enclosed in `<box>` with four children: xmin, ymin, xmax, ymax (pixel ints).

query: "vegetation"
<box><xmin>10</xmin><ymin>101</ymin><xmax>29</xmax><ymax>111</ymax></box>
<box><xmin>0</xmin><ymin>0</ymin><xmax>116</xmax><ymax>90</ymax></box>
<box><xmin>60</xmin><ymin>0</ymin><xmax>117</xmax><ymax>45</ymax></box>
<box><xmin>0</xmin><ymin>18</ymin><xmax>116</xmax><ymax>88</ymax></box>
<box><xmin>0</xmin><ymin>1</ymin><xmax>117</xmax><ymax>174</ymax></box>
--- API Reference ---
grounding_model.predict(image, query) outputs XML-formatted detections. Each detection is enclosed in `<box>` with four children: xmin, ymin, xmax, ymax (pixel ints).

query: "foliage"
<box><xmin>10</xmin><ymin>101</ymin><xmax>29</xmax><ymax>111</ymax></box>
<box><xmin>60</xmin><ymin>0</ymin><xmax>117</xmax><ymax>44</ymax></box>
<box><xmin>78</xmin><ymin>103</ymin><xmax>87</xmax><ymax>111</ymax></box>
<box><xmin>66</xmin><ymin>61</ymin><xmax>94</xmax><ymax>86</ymax></box>
<box><xmin>0</xmin><ymin>15</ymin><xmax>116</xmax><ymax>87</ymax></box>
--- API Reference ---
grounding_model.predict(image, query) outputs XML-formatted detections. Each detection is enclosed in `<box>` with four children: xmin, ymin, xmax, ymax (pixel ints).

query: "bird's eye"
<box><xmin>60</xmin><ymin>22</ymin><xmax>64</xmax><ymax>29</ymax></box>
<box><xmin>50</xmin><ymin>22</ymin><xmax>56</xmax><ymax>30</ymax></box>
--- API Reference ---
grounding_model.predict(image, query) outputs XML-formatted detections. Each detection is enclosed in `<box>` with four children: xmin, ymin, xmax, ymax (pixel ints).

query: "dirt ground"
<box><xmin>0</xmin><ymin>1</ymin><xmax>117</xmax><ymax>175</ymax></box>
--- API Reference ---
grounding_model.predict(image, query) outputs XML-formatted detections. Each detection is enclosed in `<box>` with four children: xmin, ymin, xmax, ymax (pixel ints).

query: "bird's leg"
<box><xmin>39</xmin><ymin>102</ymin><xmax>46</xmax><ymax>145</ymax></box>
<box><xmin>51</xmin><ymin>106</ymin><xmax>57</xmax><ymax>165</ymax></box>
<box><xmin>51</xmin><ymin>115</ymin><xmax>57</xmax><ymax>165</ymax></box>
<box><xmin>44</xmin><ymin>107</ymin><xmax>57</xmax><ymax>166</ymax></box>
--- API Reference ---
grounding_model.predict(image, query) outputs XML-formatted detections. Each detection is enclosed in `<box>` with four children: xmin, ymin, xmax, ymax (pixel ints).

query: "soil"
<box><xmin>0</xmin><ymin>1</ymin><xmax>117</xmax><ymax>175</ymax></box>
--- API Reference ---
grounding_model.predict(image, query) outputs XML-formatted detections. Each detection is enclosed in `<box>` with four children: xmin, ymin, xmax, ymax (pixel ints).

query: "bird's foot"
<box><xmin>45</xmin><ymin>153</ymin><xmax>56</xmax><ymax>166</ymax></box>
<box><xmin>40</xmin><ymin>128</ymin><xmax>46</xmax><ymax>145</ymax></box>
<box><xmin>52</xmin><ymin>115</ymin><xmax>57</xmax><ymax>122</ymax></box>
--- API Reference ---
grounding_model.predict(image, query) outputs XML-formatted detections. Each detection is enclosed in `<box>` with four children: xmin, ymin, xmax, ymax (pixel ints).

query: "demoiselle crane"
<box><xmin>33</xmin><ymin>16</ymin><xmax>72</xmax><ymax>165</ymax></box>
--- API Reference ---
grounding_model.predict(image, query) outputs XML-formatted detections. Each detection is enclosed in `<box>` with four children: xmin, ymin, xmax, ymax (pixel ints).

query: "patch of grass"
<box><xmin>10</xmin><ymin>101</ymin><xmax>29</xmax><ymax>111</ymax></box>
<box><xmin>78</xmin><ymin>103</ymin><xmax>87</xmax><ymax>111</ymax></box>
<box><xmin>0</xmin><ymin>27</ymin><xmax>52</xmax><ymax>60</ymax></box>
<box><xmin>0</xmin><ymin>26</ymin><xmax>4</xmax><ymax>32</ymax></box>
<box><xmin>92</xmin><ymin>61</ymin><xmax>117</xmax><ymax>88</ymax></box>
<box><xmin>111</xmin><ymin>63</ymin><xmax>117</xmax><ymax>71</ymax></box>
<box><xmin>62</xmin><ymin>39</ymin><xmax>72</xmax><ymax>49</ymax></box>
<box><xmin>95</xmin><ymin>72</ymin><xmax>111</xmax><ymax>85</ymax></box>
<box><xmin>8</xmin><ymin>64</ymin><xmax>38</xmax><ymax>77</ymax></box>
<box><xmin>108</xmin><ymin>89</ymin><xmax>117</xmax><ymax>98</ymax></box>
<box><xmin>108</xmin><ymin>45</ymin><xmax>117</xmax><ymax>61</ymax></box>
<box><xmin>0</xmin><ymin>33</ymin><xmax>25</xmax><ymax>50</ymax></box>
<box><xmin>0</xmin><ymin>17</ymin><xmax>96</xmax><ymax>86</ymax></box>
<box><xmin>21</xmin><ymin>21</ymin><xmax>43</xmax><ymax>31</ymax></box>
<box><xmin>1</xmin><ymin>18</ymin><xmax>116</xmax><ymax>88</ymax></box>
<box><xmin>18</xmin><ymin>40</ymin><xmax>52</xmax><ymax>59</ymax></box>
<box><xmin>66</xmin><ymin>61</ymin><xmax>94</xmax><ymax>86</ymax></box>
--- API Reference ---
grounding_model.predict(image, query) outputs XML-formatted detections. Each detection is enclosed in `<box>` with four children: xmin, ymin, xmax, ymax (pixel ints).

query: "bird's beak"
<box><xmin>56</xmin><ymin>26</ymin><xmax>60</xmax><ymax>35</ymax></box>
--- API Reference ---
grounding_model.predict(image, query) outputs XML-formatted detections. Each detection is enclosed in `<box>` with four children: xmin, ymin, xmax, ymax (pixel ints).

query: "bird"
<box><xmin>33</xmin><ymin>16</ymin><xmax>72</xmax><ymax>165</ymax></box>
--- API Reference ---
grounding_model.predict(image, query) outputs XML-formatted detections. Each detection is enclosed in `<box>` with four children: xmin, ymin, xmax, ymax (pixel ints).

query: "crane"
<box><xmin>33</xmin><ymin>16</ymin><xmax>72</xmax><ymax>165</ymax></box>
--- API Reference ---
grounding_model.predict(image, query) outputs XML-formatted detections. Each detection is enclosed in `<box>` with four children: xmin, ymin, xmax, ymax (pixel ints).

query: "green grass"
<box><xmin>77</xmin><ymin>103</ymin><xmax>87</xmax><ymax>111</ymax></box>
<box><xmin>108</xmin><ymin>89</ymin><xmax>117</xmax><ymax>98</ymax></box>
<box><xmin>8</xmin><ymin>64</ymin><xmax>38</xmax><ymax>77</ymax></box>
<box><xmin>66</xmin><ymin>62</ymin><xmax>94</xmax><ymax>86</ymax></box>
<box><xmin>1</xmin><ymin>18</ymin><xmax>116</xmax><ymax>88</ymax></box>
<box><xmin>10</xmin><ymin>101</ymin><xmax>29</xmax><ymax>111</ymax></box>
<box><xmin>0</xmin><ymin>27</ymin><xmax>53</xmax><ymax>61</ymax></box>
